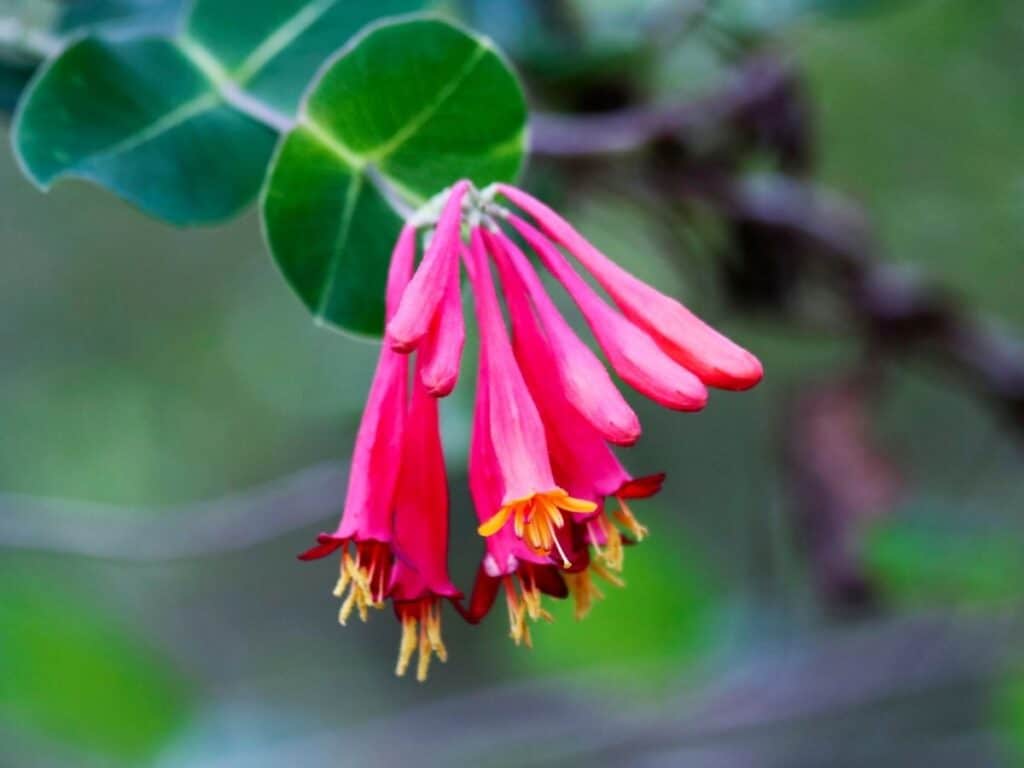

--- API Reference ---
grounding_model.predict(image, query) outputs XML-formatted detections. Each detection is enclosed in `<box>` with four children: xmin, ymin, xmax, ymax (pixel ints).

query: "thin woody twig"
<box><xmin>689</xmin><ymin>174</ymin><xmax>1024</xmax><ymax>432</ymax></box>
<box><xmin>530</xmin><ymin>55</ymin><xmax>794</xmax><ymax>157</ymax></box>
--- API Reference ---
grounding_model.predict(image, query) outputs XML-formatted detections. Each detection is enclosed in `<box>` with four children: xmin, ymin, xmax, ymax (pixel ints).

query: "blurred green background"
<box><xmin>1</xmin><ymin>0</ymin><xmax>1023</xmax><ymax>765</ymax></box>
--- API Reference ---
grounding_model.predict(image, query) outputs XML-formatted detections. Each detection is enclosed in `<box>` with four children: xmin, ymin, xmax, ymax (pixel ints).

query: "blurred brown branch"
<box><xmin>0</xmin><ymin>460</ymin><xmax>344</xmax><ymax>560</ymax></box>
<box><xmin>784</xmin><ymin>372</ymin><xmax>904</xmax><ymax>612</ymax></box>
<box><xmin>531</xmin><ymin>55</ymin><xmax>795</xmax><ymax>158</ymax></box>
<box><xmin>682</xmin><ymin>172</ymin><xmax>1024</xmax><ymax>432</ymax></box>
<box><xmin>179</xmin><ymin>613</ymin><xmax>1016</xmax><ymax>767</ymax></box>
<box><xmin>533</xmin><ymin>55</ymin><xmax>1024</xmax><ymax>436</ymax></box>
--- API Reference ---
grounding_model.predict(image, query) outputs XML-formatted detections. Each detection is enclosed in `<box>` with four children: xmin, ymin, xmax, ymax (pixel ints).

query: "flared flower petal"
<box><xmin>509</xmin><ymin>213</ymin><xmax>708</xmax><ymax>412</ymax></box>
<box><xmin>388</xmin><ymin>180</ymin><xmax>470</xmax><ymax>352</ymax></box>
<box><xmin>497</xmin><ymin>184</ymin><xmax>763</xmax><ymax>390</ymax></box>
<box><xmin>463</xmin><ymin>341</ymin><xmax>567</xmax><ymax>644</ymax></box>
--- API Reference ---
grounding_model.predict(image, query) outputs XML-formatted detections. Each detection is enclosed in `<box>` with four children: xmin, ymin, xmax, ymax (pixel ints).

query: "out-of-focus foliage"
<box><xmin>796</xmin><ymin>0</ymin><xmax>1024</xmax><ymax>327</ymax></box>
<box><xmin>518</xmin><ymin>526</ymin><xmax>721</xmax><ymax>688</ymax></box>
<box><xmin>0</xmin><ymin>566</ymin><xmax>191</xmax><ymax>762</ymax></box>
<box><xmin>864</xmin><ymin>513</ymin><xmax>1024</xmax><ymax>607</ymax></box>
<box><xmin>997</xmin><ymin>671</ymin><xmax>1024</xmax><ymax>766</ymax></box>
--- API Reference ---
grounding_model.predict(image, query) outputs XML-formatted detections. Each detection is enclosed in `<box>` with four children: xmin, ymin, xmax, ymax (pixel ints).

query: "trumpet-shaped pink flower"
<box><xmin>492</xmin><ymin>227</ymin><xmax>665</xmax><ymax>614</ymax></box>
<box><xmin>461</xmin><ymin>340</ymin><xmax>567</xmax><ymax>645</ymax></box>
<box><xmin>497</xmin><ymin>184</ymin><xmax>763</xmax><ymax>390</ymax></box>
<box><xmin>298</xmin><ymin>224</ymin><xmax>415</xmax><ymax>621</ymax></box>
<box><xmin>387</xmin><ymin>360</ymin><xmax>461</xmax><ymax>681</ymax></box>
<box><xmin>303</xmin><ymin>179</ymin><xmax>762</xmax><ymax>680</ymax></box>
<box><xmin>465</xmin><ymin>227</ymin><xmax>596</xmax><ymax>564</ymax></box>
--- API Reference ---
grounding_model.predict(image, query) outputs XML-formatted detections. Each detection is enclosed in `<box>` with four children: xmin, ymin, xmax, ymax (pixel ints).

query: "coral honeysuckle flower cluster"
<box><xmin>300</xmin><ymin>181</ymin><xmax>763</xmax><ymax>681</ymax></box>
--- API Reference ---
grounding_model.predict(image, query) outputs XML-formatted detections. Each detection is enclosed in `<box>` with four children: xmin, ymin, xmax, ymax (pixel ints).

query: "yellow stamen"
<box><xmin>565</xmin><ymin>570</ymin><xmax>605</xmax><ymax>620</ymax></box>
<box><xmin>502</xmin><ymin>575</ymin><xmax>552</xmax><ymax>647</ymax></box>
<box><xmin>333</xmin><ymin>546</ymin><xmax>387</xmax><ymax>626</ymax></box>
<box><xmin>396</xmin><ymin>615</ymin><xmax>417</xmax><ymax>677</ymax></box>
<box><xmin>566</xmin><ymin>557</ymin><xmax>627</xmax><ymax>620</ymax></box>
<box><xmin>395</xmin><ymin>601</ymin><xmax>447</xmax><ymax>682</ymax></box>
<box><xmin>591</xmin><ymin>559</ymin><xmax>625</xmax><ymax>588</ymax></box>
<box><xmin>477</xmin><ymin>488</ymin><xmax>596</xmax><ymax>564</ymax></box>
<box><xmin>594</xmin><ymin>518</ymin><xmax>625</xmax><ymax>572</ymax></box>
<box><xmin>614</xmin><ymin>498</ymin><xmax>648</xmax><ymax>541</ymax></box>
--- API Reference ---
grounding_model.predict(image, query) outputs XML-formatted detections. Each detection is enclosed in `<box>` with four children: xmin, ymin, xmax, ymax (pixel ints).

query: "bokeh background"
<box><xmin>2</xmin><ymin>0</ymin><xmax>1024</xmax><ymax>765</ymax></box>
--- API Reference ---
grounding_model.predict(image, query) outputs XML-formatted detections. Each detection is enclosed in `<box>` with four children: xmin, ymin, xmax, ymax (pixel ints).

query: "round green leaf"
<box><xmin>12</xmin><ymin>0</ymin><xmax>428</xmax><ymax>225</ymax></box>
<box><xmin>185</xmin><ymin>0</ymin><xmax>427</xmax><ymax>115</ymax></box>
<box><xmin>262</xmin><ymin>16</ymin><xmax>528</xmax><ymax>335</ymax></box>
<box><xmin>13</xmin><ymin>36</ymin><xmax>277</xmax><ymax>225</ymax></box>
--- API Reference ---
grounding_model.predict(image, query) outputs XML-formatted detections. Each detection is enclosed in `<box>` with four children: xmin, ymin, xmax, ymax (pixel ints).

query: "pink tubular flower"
<box><xmin>387</xmin><ymin>180</ymin><xmax>470</xmax><ymax>353</ymax></box>
<box><xmin>304</xmin><ymin>179</ymin><xmax>762</xmax><ymax>679</ymax></box>
<box><xmin>298</xmin><ymin>224</ymin><xmax>415</xmax><ymax>622</ymax></box>
<box><xmin>496</xmin><ymin>184</ymin><xmax>763</xmax><ymax>390</ymax></box>
<box><xmin>387</xmin><ymin>360</ymin><xmax>461</xmax><ymax>681</ymax></box>
<box><xmin>508</xmin><ymin>213</ymin><xmax>708</xmax><ymax>412</ymax></box>
<box><xmin>491</xmin><ymin>227</ymin><xmax>664</xmax><ymax>616</ymax></box>
<box><xmin>460</xmin><ymin>337</ymin><xmax>567</xmax><ymax>645</ymax></box>
<box><xmin>464</xmin><ymin>227</ymin><xmax>596</xmax><ymax>565</ymax></box>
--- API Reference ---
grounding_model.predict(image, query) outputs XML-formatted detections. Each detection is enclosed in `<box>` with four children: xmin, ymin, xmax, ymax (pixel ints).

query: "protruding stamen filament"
<box><xmin>565</xmin><ymin>570</ymin><xmax>604</xmax><ymax>620</ymax></box>
<box><xmin>614</xmin><ymin>498</ymin><xmax>649</xmax><ymax>541</ymax></box>
<box><xmin>395</xmin><ymin>600</ymin><xmax>447</xmax><ymax>682</ymax></box>
<box><xmin>333</xmin><ymin>542</ymin><xmax>391</xmax><ymax>626</ymax></box>
<box><xmin>566</xmin><ymin>560</ymin><xmax>626</xmax><ymax>621</ymax></box>
<box><xmin>588</xmin><ymin>516</ymin><xmax>625</xmax><ymax>572</ymax></box>
<box><xmin>502</xmin><ymin>574</ymin><xmax>553</xmax><ymax>647</ymax></box>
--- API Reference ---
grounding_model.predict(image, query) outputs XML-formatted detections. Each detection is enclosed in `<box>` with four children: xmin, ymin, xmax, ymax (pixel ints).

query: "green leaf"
<box><xmin>57</xmin><ymin>0</ymin><xmax>185</xmax><ymax>36</ymax></box>
<box><xmin>14</xmin><ymin>36</ymin><xmax>277</xmax><ymax>225</ymax></box>
<box><xmin>262</xmin><ymin>16</ymin><xmax>528</xmax><ymax>335</ymax></box>
<box><xmin>0</xmin><ymin>571</ymin><xmax>191</xmax><ymax>761</ymax></box>
<box><xmin>13</xmin><ymin>0</ymin><xmax>427</xmax><ymax>225</ymax></box>
<box><xmin>184</xmin><ymin>0</ymin><xmax>427</xmax><ymax>115</ymax></box>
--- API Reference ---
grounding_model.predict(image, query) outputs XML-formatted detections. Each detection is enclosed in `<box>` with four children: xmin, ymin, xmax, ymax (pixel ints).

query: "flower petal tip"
<box><xmin>703</xmin><ymin>352</ymin><xmax>764</xmax><ymax>391</ymax></box>
<box><xmin>421</xmin><ymin>370</ymin><xmax>458</xmax><ymax>398</ymax></box>
<box><xmin>668</xmin><ymin>385</ymin><xmax>709</xmax><ymax>412</ymax></box>
<box><xmin>297</xmin><ymin>535</ymin><xmax>344</xmax><ymax>561</ymax></box>
<box><xmin>607</xmin><ymin>422</ymin><xmax>642</xmax><ymax>447</ymax></box>
<box><xmin>618</xmin><ymin>473</ymin><xmax>666</xmax><ymax>499</ymax></box>
<box><xmin>384</xmin><ymin>327</ymin><xmax>417</xmax><ymax>354</ymax></box>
